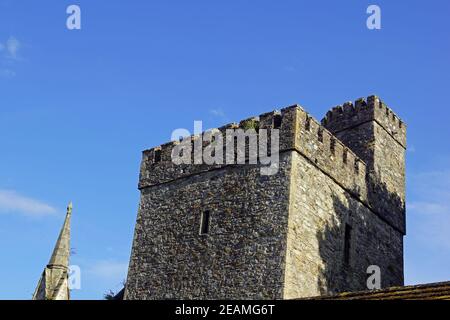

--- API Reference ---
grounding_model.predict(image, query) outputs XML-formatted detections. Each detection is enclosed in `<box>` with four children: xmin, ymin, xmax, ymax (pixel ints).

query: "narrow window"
<box><xmin>343</xmin><ymin>148</ymin><xmax>348</xmax><ymax>164</ymax></box>
<box><xmin>273</xmin><ymin>114</ymin><xmax>282</xmax><ymax>129</ymax></box>
<box><xmin>344</xmin><ymin>223</ymin><xmax>352</xmax><ymax>265</ymax></box>
<box><xmin>199</xmin><ymin>210</ymin><xmax>211</xmax><ymax>235</ymax></box>
<box><xmin>154</xmin><ymin>149</ymin><xmax>162</xmax><ymax>163</ymax></box>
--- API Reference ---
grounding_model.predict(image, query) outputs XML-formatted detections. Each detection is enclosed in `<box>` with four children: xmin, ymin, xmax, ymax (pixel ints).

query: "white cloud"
<box><xmin>0</xmin><ymin>189</ymin><xmax>57</xmax><ymax>217</ymax></box>
<box><xmin>407</xmin><ymin>170</ymin><xmax>450</xmax><ymax>248</ymax></box>
<box><xmin>209</xmin><ymin>108</ymin><xmax>226</xmax><ymax>118</ymax></box>
<box><xmin>0</xmin><ymin>36</ymin><xmax>22</xmax><ymax>76</ymax></box>
<box><xmin>407</xmin><ymin>202</ymin><xmax>448</xmax><ymax>216</ymax></box>
<box><xmin>5</xmin><ymin>36</ymin><xmax>20</xmax><ymax>59</ymax></box>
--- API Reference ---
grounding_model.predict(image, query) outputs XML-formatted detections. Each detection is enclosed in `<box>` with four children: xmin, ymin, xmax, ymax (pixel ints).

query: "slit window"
<box><xmin>199</xmin><ymin>210</ymin><xmax>211</xmax><ymax>235</ymax></box>
<box><xmin>344</xmin><ymin>223</ymin><xmax>352</xmax><ymax>265</ymax></box>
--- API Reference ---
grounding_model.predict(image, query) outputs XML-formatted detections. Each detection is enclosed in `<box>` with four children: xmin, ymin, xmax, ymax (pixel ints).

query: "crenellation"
<box><xmin>342</xmin><ymin>101</ymin><xmax>355</xmax><ymax>113</ymax></box>
<box><xmin>322</xmin><ymin>95</ymin><xmax>407</xmax><ymax>234</ymax></box>
<box><xmin>342</xmin><ymin>148</ymin><xmax>348</xmax><ymax>164</ymax></box>
<box><xmin>138</xmin><ymin>108</ymin><xmax>295</xmax><ymax>188</ymax></box>
<box><xmin>293</xmin><ymin>106</ymin><xmax>366</xmax><ymax>167</ymax></box>
<box><xmin>305</xmin><ymin>115</ymin><xmax>311</xmax><ymax>131</ymax></box>
<box><xmin>355</xmin><ymin>97</ymin><xmax>367</xmax><ymax>109</ymax></box>
<box><xmin>322</xmin><ymin>95</ymin><xmax>406</xmax><ymax>148</ymax></box>
<box><xmin>329</xmin><ymin>136</ymin><xmax>336</xmax><ymax>155</ymax></box>
<box><xmin>317</xmin><ymin>127</ymin><xmax>324</xmax><ymax>142</ymax></box>
<box><xmin>292</xmin><ymin>106</ymin><xmax>368</xmax><ymax>203</ymax></box>
<box><xmin>354</xmin><ymin>158</ymin><xmax>360</xmax><ymax>174</ymax></box>
<box><xmin>273</xmin><ymin>113</ymin><xmax>282</xmax><ymax>129</ymax></box>
<box><xmin>161</xmin><ymin>141</ymin><xmax>178</xmax><ymax>162</ymax></box>
<box><xmin>218</xmin><ymin>122</ymin><xmax>239</xmax><ymax>132</ymax></box>
<box><xmin>126</xmin><ymin>95</ymin><xmax>406</xmax><ymax>300</ymax></box>
<box><xmin>139</xmin><ymin>103</ymin><xmax>373</xmax><ymax>196</ymax></box>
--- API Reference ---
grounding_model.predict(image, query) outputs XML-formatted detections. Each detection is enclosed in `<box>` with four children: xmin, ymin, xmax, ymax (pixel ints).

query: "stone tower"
<box><xmin>33</xmin><ymin>202</ymin><xmax>72</xmax><ymax>300</ymax></box>
<box><xmin>124</xmin><ymin>96</ymin><xmax>406</xmax><ymax>299</ymax></box>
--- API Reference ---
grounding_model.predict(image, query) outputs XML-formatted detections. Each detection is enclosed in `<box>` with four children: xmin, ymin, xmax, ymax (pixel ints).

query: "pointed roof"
<box><xmin>48</xmin><ymin>202</ymin><xmax>72</xmax><ymax>268</ymax></box>
<box><xmin>32</xmin><ymin>202</ymin><xmax>72</xmax><ymax>300</ymax></box>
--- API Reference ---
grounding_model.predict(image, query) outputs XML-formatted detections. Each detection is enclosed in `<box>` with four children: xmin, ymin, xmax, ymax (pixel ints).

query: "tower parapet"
<box><xmin>322</xmin><ymin>95</ymin><xmax>406</xmax><ymax>148</ymax></box>
<box><xmin>138</xmin><ymin>108</ymin><xmax>295</xmax><ymax>189</ymax></box>
<box><xmin>322</xmin><ymin>96</ymin><xmax>407</xmax><ymax>234</ymax></box>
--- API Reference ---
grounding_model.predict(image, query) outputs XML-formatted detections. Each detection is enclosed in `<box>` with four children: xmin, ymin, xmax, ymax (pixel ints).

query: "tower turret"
<box><xmin>321</xmin><ymin>96</ymin><xmax>406</xmax><ymax>234</ymax></box>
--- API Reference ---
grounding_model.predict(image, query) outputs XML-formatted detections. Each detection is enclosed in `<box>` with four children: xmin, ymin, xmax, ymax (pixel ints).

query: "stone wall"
<box><xmin>124</xmin><ymin>96</ymin><xmax>406</xmax><ymax>299</ymax></box>
<box><xmin>283</xmin><ymin>151</ymin><xmax>404</xmax><ymax>298</ymax></box>
<box><xmin>125</xmin><ymin>154</ymin><xmax>292</xmax><ymax>299</ymax></box>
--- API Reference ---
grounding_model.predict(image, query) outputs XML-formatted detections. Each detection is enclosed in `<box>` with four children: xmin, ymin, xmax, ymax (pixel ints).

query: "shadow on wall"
<box><xmin>316</xmin><ymin>175</ymin><xmax>405</xmax><ymax>296</ymax></box>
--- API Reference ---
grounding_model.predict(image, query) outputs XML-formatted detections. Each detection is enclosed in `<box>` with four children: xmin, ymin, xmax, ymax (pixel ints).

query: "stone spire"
<box><xmin>32</xmin><ymin>202</ymin><xmax>72</xmax><ymax>300</ymax></box>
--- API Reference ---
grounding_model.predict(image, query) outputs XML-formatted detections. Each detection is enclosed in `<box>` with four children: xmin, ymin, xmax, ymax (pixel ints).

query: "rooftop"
<box><xmin>309</xmin><ymin>281</ymin><xmax>450</xmax><ymax>300</ymax></box>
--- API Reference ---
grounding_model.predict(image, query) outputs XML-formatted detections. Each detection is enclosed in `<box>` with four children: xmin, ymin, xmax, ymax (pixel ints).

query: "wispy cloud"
<box><xmin>407</xmin><ymin>201</ymin><xmax>448</xmax><ymax>215</ymax></box>
<box><xmin>5</xmin><ymin>36</ymin><xmax>20</xmax><ymax>59</ymax></box>
<box><xmin>407</xmin><ymin>170</ymin><xmax>450</xmax><ymax>248</ymax></box>
<box><xmin>209</xmin><ymin>108</ymin><xmax>226</xmax><ymax>118</ymax></box>
<box><xmin>0</xmin><ymin>36</ymin><xmax>22</xmax><ymax>77</ymax></box>
<box><xmin>0</xmin><ymin>36</ymin><xmax>21</xmax><ymax>60</ymax></box>
<box><xmin>0</xmin><ymin>189</ymin><xmax>57</xmax><ymax>217</ymax></box>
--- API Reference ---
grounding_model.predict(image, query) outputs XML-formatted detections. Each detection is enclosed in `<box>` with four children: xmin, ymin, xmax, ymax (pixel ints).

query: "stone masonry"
<box><xmin>124</xmin><ymin>95</ymin><xmax>406</xmax><ymax>299</ymax></box>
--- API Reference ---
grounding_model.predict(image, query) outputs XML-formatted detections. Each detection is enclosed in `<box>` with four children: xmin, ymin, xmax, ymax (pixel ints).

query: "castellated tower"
<box><xmin>321</xmin><ymin>96</ymin><xmax>406</xmax><ymax>235</ymax></box>
<box><xmin>124</xmin><ymin>96</ymin><xmax>406</xmax><ymax>299</ymax></box>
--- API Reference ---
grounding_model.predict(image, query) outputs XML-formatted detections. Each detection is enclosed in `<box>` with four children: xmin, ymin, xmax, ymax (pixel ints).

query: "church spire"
<box><xmin>32</xmin><ymin>202</ymin><xmax>72</xmax><ymax>300</ymax></box>
<box><xmin>48</xmin><ymin>202</ymin><xmax>72</xmax><ymax>268</ymax></box>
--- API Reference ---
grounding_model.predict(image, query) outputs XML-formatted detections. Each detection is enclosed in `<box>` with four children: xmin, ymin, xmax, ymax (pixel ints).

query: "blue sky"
<box><xmin>0</xmin><ymin>0</ymin><xmax>449</xmax><ymax>299</ymax></box>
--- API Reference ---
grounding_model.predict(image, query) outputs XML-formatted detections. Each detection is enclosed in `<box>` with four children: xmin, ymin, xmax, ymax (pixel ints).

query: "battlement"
<box><xmin>291</xmin><ymin>106</ymin><xmax>368</xmax><ymax>201</ymax></box>
<box><xmin>138</xmin><ymin>108</ymin><xmax>294</xmax><ymax>188</ymax></box>
<box><xmin>138</xmin><ymin>105</ymin><xmax>369</xmax><ymax>204</ymax></box>
<box><xmin>143</xmin><ymin>110</ymin><xmax>285</xmax><ymax>160</ymax></box>
<box><xmin>137</xmin><ymin>99</ymin><xmax>407</xmax><ymax>232</ymax></box>
<box><xmin>321</xmin><ymin>95</ymin><xmax>406</xmax><ymax>148</ymax></box>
